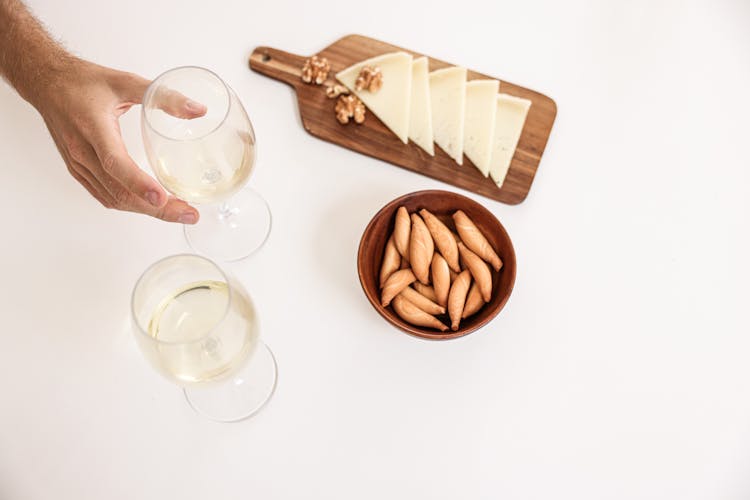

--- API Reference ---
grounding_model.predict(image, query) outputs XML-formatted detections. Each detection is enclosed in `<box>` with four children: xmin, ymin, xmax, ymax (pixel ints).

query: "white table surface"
<box><xmin>2</xmin><ymin>0</ymin><xmax>749</xmax><ymax>498</ymax></box>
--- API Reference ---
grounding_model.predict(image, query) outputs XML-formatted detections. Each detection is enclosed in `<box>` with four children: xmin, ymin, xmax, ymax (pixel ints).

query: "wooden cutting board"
<box><xmin>248</xmin><ymin>34</ymin><xmax>556</xmax><ymax>205</ymax></box>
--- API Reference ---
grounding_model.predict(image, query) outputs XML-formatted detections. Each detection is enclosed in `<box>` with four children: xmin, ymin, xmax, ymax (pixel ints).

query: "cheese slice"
<box><xmin>463</xmin><ymin>80</ymin><xmax>499</xmax><ymax>176</ymax></box>
<box><xmin>429</xmin><ymin>67</ymin><xmax>467</xmax><ymax>165</ymax></box>
<box><xmin>408</xmin><ymin>57</ymin><xmax>434</xmax><ymax>155</ymax></box>
<box><xmin>336</xmin><ymin>52</ymin><xmax>413</xmax><ymax>143</ymax></box>
<box><xmin>489</xmin><ymin>94</ymin><xmax>532</xmax><ymax>188</ymax></box>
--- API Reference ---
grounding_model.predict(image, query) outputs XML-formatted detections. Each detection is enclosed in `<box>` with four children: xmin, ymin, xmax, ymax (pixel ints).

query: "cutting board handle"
<box><xmin>249</xmin><ymin>46</ymin><xmax>307</xmax><ymax>88</ymax></box>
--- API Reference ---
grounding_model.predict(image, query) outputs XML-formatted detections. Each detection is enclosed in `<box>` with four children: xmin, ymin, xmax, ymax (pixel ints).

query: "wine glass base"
<box><xmin>183</xmin><ymin>343</ymin><xmax>278</xmax><ymax>423</ymax></box>
<box><xmin>184</xmin><ymin>187</ymin><xmax>272</xmax><ymax>262</ymax></box>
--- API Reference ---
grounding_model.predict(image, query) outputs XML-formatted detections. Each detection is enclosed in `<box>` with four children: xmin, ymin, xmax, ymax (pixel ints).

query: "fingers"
<box><xmin>77</xmin><ymin>153</ymin><xmax>199</xmax><ymax>223</ymax></box>
<box><xmin>69</xmin><ymin>159</ymin><xmax>116</xmax><ymax>208</ymax></box>
<box><xmin>66</xmin><ymin>127</ymin><xmax>199</xmax><ymax>224</ymax></box>
<box><xmin>64</xmin><ymin>139</ymin><xmax>123</xmax><ymax>201</ymax></box>
<box><xmin>67</xmin><ymin>166</ymin><xmax>114</xmax><ymax>209</ymax></box>
<box><xmin>87</xmin><ymin>151</ymin><xmax>199</xmax><ymax>223</ymax></box>
<box><xmin>153</xmin><ymin>87</ymin><xmax>208</xmax><ymax>119</ymax></box>
<box><xmin>47</xmin><ymin>125</ymin><xmax>116</xmax><ymax>209</ymax></box>
<box><xmin>126</xmin><ymin>196</ymin><xmax>200</xmax><ymax>224</ymax></box>
<box><xmin>70</xmin><ymin>164</ymin><xmax>198</xmax><ymax>223</ymax></box>
<box><xmin>79</xmin><ymin>160</ymin><xmax>199</xmax><ymax>223</ymax></box>
<box><xmin>89</xmin><ymin>118</ymin><xmax>169</xmax><ymax>208</ymax></box>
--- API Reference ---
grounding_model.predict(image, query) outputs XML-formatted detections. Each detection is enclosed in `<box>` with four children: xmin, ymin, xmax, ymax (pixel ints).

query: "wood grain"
<box><xmin>249</xmin><ymin>34</ymin><xmax>556</xmax><ymax>205</ymax></box>
<box><xmin>357</xmin><ymin>190</ymin><xmax>516</xmax><ymax>340</ymax></box>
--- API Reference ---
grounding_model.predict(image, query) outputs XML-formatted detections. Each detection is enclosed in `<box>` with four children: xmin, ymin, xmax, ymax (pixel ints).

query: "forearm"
<box><xmin>0</xmin><ymin>0</ymin><xmax>77</xmax><ymax>106</ymax></box>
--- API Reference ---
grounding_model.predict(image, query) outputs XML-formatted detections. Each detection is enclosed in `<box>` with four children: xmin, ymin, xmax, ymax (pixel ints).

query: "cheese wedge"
<box><xmin>408</xmin><ymin>57</ymin><xmax>434</xmax><ymax>155</ymax></box>
<box><xmin>429</xmin><ymin>67</ymin><xmax>467</xmax><ymax>165</ymax></box>
<box><xmin>463</xmin><ymin>80</ymin><xmax>499</xmax><ymax>176</ymax></box>
<box><xmin>336</xmin><ymin>52</ymin><xmax>413</xmax><ymax>143</ymax></box>
<box><xmin>489</xmin><ymin>94</ymin><xmax>532</xmax><ymax>188</ymax></box>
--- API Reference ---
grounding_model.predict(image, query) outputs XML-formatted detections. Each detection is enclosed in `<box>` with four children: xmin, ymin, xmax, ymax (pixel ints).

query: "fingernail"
<box><xmin>178</xmin><ymin>212</ymin><xmax>198</xmax><ymax>224</ymax></box>
<box><xmin>145</xmin><ymin>190</ymin><xmax>161</xmax><ymax>207</ymax></box>
<box><xmin>185</xmin><ymin>99</ymin><xmax>206</xmax><ymax>114</ymax></box>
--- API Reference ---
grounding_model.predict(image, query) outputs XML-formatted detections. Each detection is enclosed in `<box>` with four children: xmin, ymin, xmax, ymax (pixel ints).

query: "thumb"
<box><xmin>114</xmin><ymin>71</ymin><xmax>208</xmax><ymax>119</ymax></box>
<box><xmin>153</xmin><ymin>87</ymin><xmax>208</xmax><ymax>119</ymax></box>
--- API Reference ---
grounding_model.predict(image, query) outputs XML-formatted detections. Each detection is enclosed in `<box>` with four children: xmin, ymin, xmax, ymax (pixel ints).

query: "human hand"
<box><xmin>32</xmin><ymin>59</ymin><xmax>206</xmax><ymax>223</ymax></box>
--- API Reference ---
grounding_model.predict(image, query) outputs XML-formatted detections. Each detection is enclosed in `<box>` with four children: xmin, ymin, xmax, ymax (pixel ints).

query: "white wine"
<box><xmin>143</xmin><ymin>279</ymin><xmax>259</xmax><ymax>385</ymax></box>
<box><xmin>148</xmin><ymin>280</ymin><xmax>228</xmax><ymax>342</ymax></box>
<box><xmin>142</xmin><ymin>75</ymin><xmax>257</xmax><ymax>206</ymax></box>
<box><xmin>153</xmin><ymin>137</ymin><xmax>254</xmax><ymax>205</ymax></box>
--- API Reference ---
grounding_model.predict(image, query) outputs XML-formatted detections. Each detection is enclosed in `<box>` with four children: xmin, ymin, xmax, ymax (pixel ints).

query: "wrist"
<box><xmin>0</xmin><ymin>0</ymin><xmax>84</xmax><ymax>109</ymax></box>
<box><xmin>22</xmin><ymin>53</ymin><xmax>84</xmax><ymax>110</ymax></box>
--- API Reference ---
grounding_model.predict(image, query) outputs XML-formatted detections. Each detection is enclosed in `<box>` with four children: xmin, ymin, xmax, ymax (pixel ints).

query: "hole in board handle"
<box><xmin>262</xmin><ymin>52</ymin><xmax>271</xmax><ymax>62</ymax></box>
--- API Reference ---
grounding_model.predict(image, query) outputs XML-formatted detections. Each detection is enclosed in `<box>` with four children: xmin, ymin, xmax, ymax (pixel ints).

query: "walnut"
<box><xmin>354</xmin><ymin>67</ymin><xmax>370</xmax><ymax>90</ymax></box>
<box><xmin>352</xmin><ymin>103</ymin><xmax>366</xmax><ymax>124</ymax></box>
<box><xmin>335</xmin><ymin>109</ymin><xmax>350</xmax><ymax>124</ymax></box>
<box><xmin>325</xmin><ymin>84</ymin><xmax>350</xmax><ymax>98</ymax></box>
<box><xmin>301</xmin><ymin>56</ymin><xmax>330</xmax><ymax>85</ymax></box>
<box><xmin>354</xmin><ymin>66</ymin><xmax>383</xmax><ymax>92</ymax></box>
<box><xmin>335</xmin><ymin>95</ymin><xmax>366</xmax><ymax>125</ymax></box>
<box><xmin>368</xmin><ymin>70</ymin><xmax>383</xmax><ymax>92</ymax></box>
<box><xmin>334</xmin><ymin>95</ymin><xmax>355</xmax><ymax>124</ymax></box>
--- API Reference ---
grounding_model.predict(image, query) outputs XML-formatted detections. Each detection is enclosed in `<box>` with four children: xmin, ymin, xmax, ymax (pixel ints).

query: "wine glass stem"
<box><xmin>217</xmin><ymin>201</ymin><xmax>236</xmax><ymax>221</ymax></box>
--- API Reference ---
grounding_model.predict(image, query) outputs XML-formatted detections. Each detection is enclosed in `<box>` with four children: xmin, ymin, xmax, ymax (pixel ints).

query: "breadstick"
<box><xmin>419</xmin><ymin>209</ymin><xmax>460</xmax><ymax>272</ymax></box>
<box><xmin>381</xmin><ymin>269</ymin><xmax>416</xmax><ymax>307</ymax></box>
<box><xmin>413</xmin><ymin>282</ymin><xmax>438</xmax><ymax>302</ymax></box>
<box><xmin>393</xmin><ymin>206</ymin><xmax>411</xmax><ymax>260</ymax></box>
<box><xmin>379</xmin><ymin>236</ymin><xmax>400</xmax><ymax>288</ymax></box>
<box><xmin>453</xmin><ymin>210</ymin><xmax>503</xmax><ymax>271</ymax></box>
<box><xmin>392</xmin><ymin>295</ymin><xmax>448</xmax><ymax>332</ymax></box>
<box><xmin>399</xmin><ymin>286</ymin><xmax>445</xmax><ymax>315</ymax></box>
<box><xmin>431</xmin><ymin>253</ymin><xmax>450</xmax><ymax>308</ymax></box>
<box><xmin>458</xmin><ymin>242</ymin><xmax>493</xmax><ymax>302</ymax></box>
<box><xmin>409</xmin><ymin>213</ymin><xmax>434</xmax><ymax>285</ymax></box>
<box><xmin>461</xmin><ymin>281</ymin><xmax>485</xmax><ymax>319</ymax></box>
<box><xmin>448</xmin><ymin>270</ymin><xmax>472</xmax><ymax>331</ymax></box>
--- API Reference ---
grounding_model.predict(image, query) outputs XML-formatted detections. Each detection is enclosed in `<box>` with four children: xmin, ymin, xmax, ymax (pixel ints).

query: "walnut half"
<box><xmin>335</xmin><ymin>95</ymin><xmax>366</xmax><ymax>125</ymax></box>
<box><xmin>325</xmin><ymin>84</ymin><xmax>350</xmax><ymax>98</ymax></box>
<box><xmin>301</xmin><ymin>56</ymin><xmax>330</xmax><ymax>85</ymax></box>
<box><xmin>354</xmin><ymin>66</ymin><xmax>383</xmax><ymax>92</ymax></box>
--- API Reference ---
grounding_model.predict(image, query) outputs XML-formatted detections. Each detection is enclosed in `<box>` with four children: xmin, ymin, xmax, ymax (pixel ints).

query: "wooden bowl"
<box><xmin>357</xmin><ymin>190</ymin><xmax>516</xmax><ymax>340</ymax></box>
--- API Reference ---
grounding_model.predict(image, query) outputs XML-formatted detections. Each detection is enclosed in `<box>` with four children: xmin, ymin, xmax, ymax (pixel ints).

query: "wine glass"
<box><xmin>131</xmin><ymin>254</ymin><xmax>277</xmax><ymax>422</ymax></box>
<box><xmin>141</xmin><ymin>66</ymin><xmax>271</xmax><ymax>262</ymax></box>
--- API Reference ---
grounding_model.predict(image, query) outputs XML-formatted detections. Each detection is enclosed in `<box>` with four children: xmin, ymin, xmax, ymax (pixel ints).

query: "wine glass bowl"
<box><xmin>131</xmin><ymin>254</ymin><xmax>258</xmax><ymax>385</ymax></box>
<box><xmin>142</xmin><ymin>67</ymin><xmax>254</xmax><ymax>205</ymax></box>
<box><xmin>141</xmin><ymin>66</ymin><xmax>271</xmax><ymax>262</ymax></box>
<box><xmin>131</xmin><ymin>254</ymin><xmax>277</xmax><ymax>421</ymax></box>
